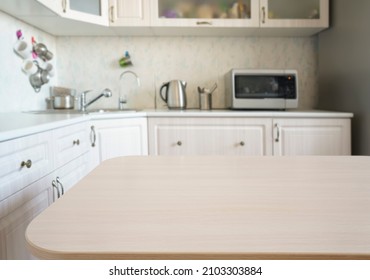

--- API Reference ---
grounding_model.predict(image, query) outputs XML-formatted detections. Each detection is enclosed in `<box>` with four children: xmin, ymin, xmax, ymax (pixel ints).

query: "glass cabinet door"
<box><xmin>62</xmin><ymin>0</ymin><xmax>109</xmax><ymax>26</ymax></box>
<box><xmin>69</xmin><ymin>0</ymin><xmax>102</xmax><ymax>16</ymax></box>
<box><xmin>260</xmin><ymin>0</ymin><xmax>328</xmax><ymax>28</ymax></box>
<box><xmin>152</xmin><ymin>0</ymin><xmax>259</xmax><ymax>27</ymax></box>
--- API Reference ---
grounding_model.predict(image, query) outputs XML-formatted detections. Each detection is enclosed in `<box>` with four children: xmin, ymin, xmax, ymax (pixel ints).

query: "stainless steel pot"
<box><xmin>33</xmin><ymin>43</ymin><xmax>53</xmax><ymax>61</ymax></box>
<box><xmin>52</xmin><ymin>95</ymin><xmax>74</xmax><ymax>109</ymax></box>
<box><xmin>29</xmin><ymin>70</ymin><xmax>43</xmax><ymax>92</ymax></box>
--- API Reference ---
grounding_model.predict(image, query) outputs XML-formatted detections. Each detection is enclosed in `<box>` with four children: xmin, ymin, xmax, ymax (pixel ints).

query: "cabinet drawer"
<box><xmin>52</xmin><ymin>122</ymin><xmax>89</xmax><ymax>168</ymax></box>
<box><xmin>0</xmin><ymin>131</ymin><xmax>53</xmax><ymax>202</ymax></box>
<box><xmin>149</xmin><ymin>118</ymin><xmax>272</xmax><ymax>156</ymax></box>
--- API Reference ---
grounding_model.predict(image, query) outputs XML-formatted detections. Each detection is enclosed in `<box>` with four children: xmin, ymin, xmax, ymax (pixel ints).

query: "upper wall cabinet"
<box><xmin>38</xmin><ymin>0</ymin><xmax>109</xmax><ymax>26</ymax></box>
<box><xmin>259</xmin><ymin>0</ymin><xmax>329</xmax><ymax>36</ymax></box>
<box><xmin>0</xmin><ymin>0</ymin><xmax>328</xmax><ymax>36</ymax></box>
<box><xmin>0</xmin><ymin>0</ymin><xmax>115</xmax><ymax>36</ymax></box>
<box><xmin>151</xmin><ymin>0</ymin><xmax>259</xmax><ymax>35</ymax></box>
<box><xmin>108</xmin><ymin>0</ymin><xmax>152</xmax><ymax>35</ymax></box>
<box><xmin>150</xmin><ymin>0</ymin><xmax>328</xmax><ymax>36</ymax></box>
<box><xmin>109</xmin><ymin>0</ymin><xmax>150</xmax><ymax>26</ymax></box>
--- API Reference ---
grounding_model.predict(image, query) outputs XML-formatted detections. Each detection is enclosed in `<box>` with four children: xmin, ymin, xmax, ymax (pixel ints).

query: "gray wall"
<box><xmin>318</xmin><ymin>0</ymin><xmax>370</xmax><ymax>155</ymax></box>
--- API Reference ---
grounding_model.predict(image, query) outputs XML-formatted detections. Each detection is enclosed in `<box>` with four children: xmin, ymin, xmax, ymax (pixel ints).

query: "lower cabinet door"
<box><xmin>273</xmin><ymin>118</ymin><xmax>351</xmax><ymax>155</ymax></box>
<box><xmin>92</xmin><ymin>118</ymin><xmax>149</xmax><ymax>162</ymax></box>
<box><xmin>149</xmin><ymin>118</ymin><xmax>272</xmax><ymax>156</ymax></box>
<box><xmin>0</xmin><ymin>182</ymin><xmax>50</xmax><ymax>260</ymax></box>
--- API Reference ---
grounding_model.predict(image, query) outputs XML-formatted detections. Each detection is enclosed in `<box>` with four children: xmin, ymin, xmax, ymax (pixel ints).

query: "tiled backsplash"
<box><xmin>0</xmin><ymin>11</ymin><xmax>318</xmax><ymax>112</ymax></box>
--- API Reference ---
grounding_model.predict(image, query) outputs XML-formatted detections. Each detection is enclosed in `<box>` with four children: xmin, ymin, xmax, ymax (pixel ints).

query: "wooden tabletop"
<box><xmin>26</xmin><ymin>156</ymin><xmax>370</xmax><ymax>260</ymax></box>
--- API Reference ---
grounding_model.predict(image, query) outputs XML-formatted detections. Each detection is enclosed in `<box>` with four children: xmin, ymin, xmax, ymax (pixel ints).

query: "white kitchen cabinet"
<box><xmin>0</xmin><ymin>0</ymin><xmax>115</xmax><ymax>36</ymax></box>
<box><xmin>151</xmin><ymin>0</ymin><xmax>259</xmax><ymax>35</ymax></box>
<box><xmin>151</xmin><ymin>0</ymin><xmax>259</xmax><ymax>26</ymax></box>
<box><xmin>36</xmin><ymin>0</ymin><xmax>63</xmax><ymax>14</ymax></box>
<box><xmin>0</xmin><ymin>0</ymin><xmax>328</xmax><ymax>36</ymax></box>
<box><xmin>273</xmin><ymin>118</ymin><xmax>351</xmax><ymax>156</ymax></box>
<box><xmin>0</xmin><ymin>151</ymin><xmax>90</xmax><ymax>259</ymax></box>
<box><xmin>259</xmin><ymin>0</ymin><xmax>328</xmax><ymax>36</ymax></box>
<box><xmin>91</xmin><ymin>118</ymin><xmax>148</xmax><ymax>162</ymax></box>
<box><xmin>0</xmin><ymin>176</ymin><xmax>51</xmax><ymax>260</ymax></box>
<box><xmin>150</xmin><ymin>0</ymin><xmax>328</xmax><ymax>36</ymax></box>
<box><xmin>109</xmin><ymin>0</ymin><xmax>150</xmax><ymax>26</ymax></box>
<box><xmin>260</xmin><ymin>0</ymin><xmax>328</xmax><ymax>27</ymax></box>
<box><xmin>38</xmin><ymin>0</ymin><xmax>109</xmax><ymax>26</ymax></box>
<box><xmin>148</xmin><ymin>116</ymin><xmax>351</xmax><ymax>156</ymax></box>
<box><xmin>0</xmin><ymin>122</ymin><xmax>93</xmax><ymax>259</ymax></box>
<box><xmin>0</xmin><ymin>131</ymin><xmax>53</xmax><ymax>203</ymax></box>
<box><xmin>148</xmin><ymin>117</ymin><xmax>272</xmax><ymax>156</ymax></box>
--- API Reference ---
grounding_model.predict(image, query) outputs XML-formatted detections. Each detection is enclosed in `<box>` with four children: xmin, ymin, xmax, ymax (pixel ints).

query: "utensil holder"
<box><xmin>199</xmin><ymin>92</ymin><xmax>212</xmax><ymax>110</ymax></box>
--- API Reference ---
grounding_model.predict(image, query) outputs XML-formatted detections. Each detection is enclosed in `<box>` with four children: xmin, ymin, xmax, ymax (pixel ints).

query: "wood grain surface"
<box><xmin>26</xmin><ymin>156</ymin><xmax>370</xmax><ymax>259</ymax></box>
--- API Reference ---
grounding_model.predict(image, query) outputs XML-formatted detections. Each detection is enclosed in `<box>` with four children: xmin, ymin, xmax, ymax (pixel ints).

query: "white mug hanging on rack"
<box><xmin>13</xmin><ymin>39</ymin><xmax>31</xmax><ymax>59</ymax></box>
<box><xmin>22</xmin><ymin>59</ymin><xmax>38</xmax><ymax>75</ymax></box>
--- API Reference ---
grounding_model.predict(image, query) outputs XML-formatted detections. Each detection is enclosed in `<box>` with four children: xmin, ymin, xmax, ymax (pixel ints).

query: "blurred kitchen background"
<box><xmin>0</xmin><ymin>10</ymin><xmax>318</xmax><ymax>112</ymax></box>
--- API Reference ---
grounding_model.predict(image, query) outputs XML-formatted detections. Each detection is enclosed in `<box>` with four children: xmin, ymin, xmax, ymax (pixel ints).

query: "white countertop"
<box><xmin>0</xmin><ymin>109</ymin><xmax>353</xmax><ymax>142</ymax></box>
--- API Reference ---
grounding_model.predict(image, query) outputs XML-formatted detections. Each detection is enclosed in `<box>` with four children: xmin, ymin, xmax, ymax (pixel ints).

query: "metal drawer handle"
<box><xmin>196</xmin><ymin>21</ymin><xmax>212</xmax><ymax>25</ymax></box>
<box><xmin>90</xmin><ymin>126</ymin><xmax>96</xmax><ymax>147</ymax></box>
<box><xmin>62</xmin><ymin>0</ymin><xmax>67</xmax><ymax>13</ymax></box>
<box><xmin>73</xmin><ymin>139</ymin><xmax>80</xmax><ymax>146</ymax></box>
<box><xmin>261</xmin><ymin>6</ymin><xmax>266</xmax><ymax>24</ymax></box>
<box><xmin>56</xmin><ymin>177</ymin><xmax>65</xmax><ymax>196</ymax></box>
<box><xmin>110</xmin><ymin>6</ymin><xmax>115</xmax><ymax>23</ymax></box>
<box><xmin>21</xmin><ymin>159</ymin><xmax>32</xmax><ymax>169</ymax></box>
<box><xmin>240</xmin><ymin>141</ymin><xmax>245</xmax><ymax>146</ymax></box>
<box><xmin>274</xmin><ymin>123</ymin><xmax>280</xmax><ymax>142</ymax></box>
<box><xmin>52</xmin><ymin>180</ymin><xmax>61</xmax><ymax>199</ymax></box>
<box><xmin>176</xmin><ymin>141</ymin><xmax>182</xmax><ymax>146</ymax></box>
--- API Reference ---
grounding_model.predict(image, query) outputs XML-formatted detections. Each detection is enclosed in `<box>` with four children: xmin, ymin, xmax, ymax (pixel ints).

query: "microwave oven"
<box><xmin>225</xmin><ymin>69</ymin><xmax>298</xmax><ymax>110</ymax></box>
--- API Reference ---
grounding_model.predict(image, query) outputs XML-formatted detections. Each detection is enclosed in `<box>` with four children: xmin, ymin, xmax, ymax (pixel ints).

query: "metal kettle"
<box><xmin>160</xmin><ymin>80</ymin><xmax>187</xmax><ymax>109</ymax></box>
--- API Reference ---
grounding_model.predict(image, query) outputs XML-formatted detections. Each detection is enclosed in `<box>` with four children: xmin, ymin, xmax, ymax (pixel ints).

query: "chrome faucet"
<box><xmin>120</xmin><ymin>70</ymin><xmax>140</xmax><ymax>85</ymax></box>
<box><xmin>119</xmin><ymin>71</ymin><xmax>140</xmax><ymax>110</ymax></box>
<box><xmin>80</xmin><ymin>88</ymin><xmax>113</xmax><ymax>112</ymax></box>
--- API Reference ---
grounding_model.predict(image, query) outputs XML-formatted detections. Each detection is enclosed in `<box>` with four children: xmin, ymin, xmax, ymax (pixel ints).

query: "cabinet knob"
<box><xmin>20</xmin><ymin>159</ymin><xmax>32</xmax><ymax>169</ymax></box>
<box><xmin>176</xmin><ymin>141</ymin><xmax>182</xmax><ymax>146</ymax></box>
<box><xmin>240</xmin><ymin>141</ymin><xmax>245</xmax><ymax>146</ymax></box>
<box><xmin>73</xmin><ymin>139</ymin><xmax>80</xmax><ymax>146</ymax></box>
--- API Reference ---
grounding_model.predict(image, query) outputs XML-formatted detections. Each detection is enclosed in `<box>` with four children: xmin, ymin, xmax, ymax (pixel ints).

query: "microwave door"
<box><xmin>235</xmin><ymin>76</ymin><xmax>286</xmax><ymax>99</ymax></box>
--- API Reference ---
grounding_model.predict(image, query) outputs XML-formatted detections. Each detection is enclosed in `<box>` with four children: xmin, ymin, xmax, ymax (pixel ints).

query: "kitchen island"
<box><xmin>26</xmin><ymin>156</ymin><xmax>370</xmax><ymax>260</ymax></box>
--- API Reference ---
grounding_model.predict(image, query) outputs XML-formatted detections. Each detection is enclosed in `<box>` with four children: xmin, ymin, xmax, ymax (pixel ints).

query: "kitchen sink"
<box><xmin>24</xmin><ymin>109</ymin><xmax>137</xmax><ymax>115</ymax></box>
<box><xmin>25</xmin><ymin>110</ymin><xmax>85</xmax><ymax>114</ymax></box>
<box><xmin>87</xmin><ymin>109</ymin><xmax>136</xmax><ymax>114</ymax></box>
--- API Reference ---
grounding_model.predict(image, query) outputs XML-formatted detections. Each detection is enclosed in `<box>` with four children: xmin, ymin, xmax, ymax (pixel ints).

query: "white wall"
<box><xmin>318</xmin><ymin>0</ymin><xmax>370</xmax><ymax>155</ymax></box>
<box><xmin>0</xmin><ymin>11</ymin><xmax>57</xmax><ymax>112</ymax></box>
<box><xmin>0</xmin><ymin>10</ymin><xmax>319</xmax><ymax>112</ymax></box>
